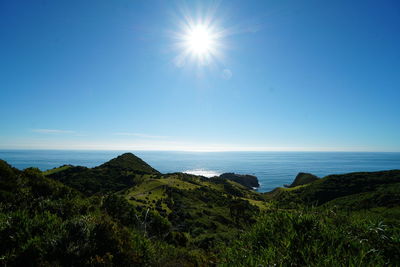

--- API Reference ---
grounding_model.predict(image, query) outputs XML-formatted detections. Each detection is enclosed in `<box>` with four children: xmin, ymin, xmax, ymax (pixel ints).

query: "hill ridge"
<box><xmin>97</xmin><ymin>152</ymin><xmax>159</xmax><ymax>174</ymax></box>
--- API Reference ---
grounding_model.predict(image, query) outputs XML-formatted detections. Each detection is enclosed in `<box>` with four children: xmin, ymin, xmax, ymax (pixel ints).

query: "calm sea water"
<box><xmin>1</xmin><ymin>150</ymin><xmax>400</xmax><ymax>192</ymax></box>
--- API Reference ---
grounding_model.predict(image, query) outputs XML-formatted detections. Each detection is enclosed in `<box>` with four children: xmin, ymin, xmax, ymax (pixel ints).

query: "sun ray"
<box><xmin>171</xmin><ymin>5</ymin><xmax>227</xmax><ymax>68</ymax></box>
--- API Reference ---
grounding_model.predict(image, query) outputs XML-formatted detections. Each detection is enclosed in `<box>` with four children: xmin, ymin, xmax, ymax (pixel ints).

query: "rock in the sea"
<box><xmin>219</xmin><ymin>172</ymin><xmax>260</xmax><ymax>189</ymax></box>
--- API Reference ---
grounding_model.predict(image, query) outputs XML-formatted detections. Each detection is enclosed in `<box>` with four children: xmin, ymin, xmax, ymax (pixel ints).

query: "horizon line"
<box><xmin>0</xmin><ymin>147</ymin><xmax>399</xmax><ymax>153</ymax></box>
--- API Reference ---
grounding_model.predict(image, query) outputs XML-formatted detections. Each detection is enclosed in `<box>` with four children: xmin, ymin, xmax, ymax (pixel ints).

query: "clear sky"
<box><xmin>1</xmin><ymin>0</ymin><xmax>399</xmax><ymax>151</ymax></box>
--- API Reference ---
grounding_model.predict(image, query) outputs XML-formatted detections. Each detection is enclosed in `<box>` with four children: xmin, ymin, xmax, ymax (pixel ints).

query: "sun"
<box><xmin>184</xmin><ymin>24</ymin><xmax>216</xmax><ymax>56</ymax></box>
<box><xmin>173</xmin><ymin>15</ymin><xmax>225</xmax><ymax>67</ymax></box>
<box><xmin>171</xmin><ymin>4</ymin><xmax>229</xmax><ymax>68</ymax></box>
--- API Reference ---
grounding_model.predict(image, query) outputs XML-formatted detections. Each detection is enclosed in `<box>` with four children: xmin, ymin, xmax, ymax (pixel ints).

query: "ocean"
<box><xmin>1</xmin><ymin>150</ymin><xmax>399</xmax><ymax>192</ymax></box>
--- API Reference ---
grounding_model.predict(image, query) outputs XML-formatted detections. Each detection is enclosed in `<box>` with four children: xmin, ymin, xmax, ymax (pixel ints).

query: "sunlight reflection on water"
<box><xmin>183</xmin><ymin>169</ymin><xmax>221</xmax><ymax>177</ymax></box>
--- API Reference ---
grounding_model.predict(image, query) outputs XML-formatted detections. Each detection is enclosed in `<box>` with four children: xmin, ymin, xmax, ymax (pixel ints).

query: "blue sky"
<box><xmin>1</xmin><ymin>0</ymin><xmax>399</xmax><ymax>151</ymax></box>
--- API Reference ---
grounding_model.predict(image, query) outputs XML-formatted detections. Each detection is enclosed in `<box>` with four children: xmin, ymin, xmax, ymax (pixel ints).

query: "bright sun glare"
<box><xmin>173</xmin><ymin>10</ymin><xmax>225</xmax><ymax>67</ymax></box>
<box><xmin>184</xmin><ymin>25</ymin><xmax>215</xmax><ymax>55</ymax></box>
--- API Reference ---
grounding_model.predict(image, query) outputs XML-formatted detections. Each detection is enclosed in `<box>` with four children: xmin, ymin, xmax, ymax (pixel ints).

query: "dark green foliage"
<box><xmin>269</xmin><ymin>170</ymin><xmax>400</xmax><ymax>208</ymax></box>
<box><xmin>0</xmin><ymin>159</ymin><xmax>15</xmax><ymax>180</ymax></box>
<box><xmin>47</xmin><ymin>153</ymin><xmax>159</xmax><ymax>195</ymax></box>
<box><xmin>218</xmin><ymin>172</ymin><xmax>260</xmax><ymax>188</ymax></box>
<box><xmin>0</xmin><ymin>160</ymin><xmax>18</xmax><ymax>202</ymax></box>
<box><xmin>223</xmin><ymin>182</ymin><xmax>244</xmax><ymax>197</ymax></box>
<box><xmin>102</xmin><ymin>194</ymin><xmax>139</xmax><ymax>227</ymax></box>
<box><xmin>99</xmin><ymin>153</ymin><xmax>159</xmax><ymax>174</ymax></box>
<box><xmin>147</xmin><ymin>211</ymin><xmax>171</xmax><ymax>238</ymax></box>
<box><xmin>166</xmin><ymin>231</ymin><xmax>189</xmax><ymax>247</ymax></box>
<box><xmin>228</xmin><ymin>199</ymin><xmax>259</xmax><ymax>224</ymax></box>
<box><xmin>0</xmin><ymin>162</ymin><xmax>154</xmax><ymax>266</ymax></box>
<box><xmin>1</xmin><ymin>155</ymin><xmax>400</xmax><ymax>266</ymax></box>
<box><xmin>220</xmin><ymin>208</ymin><xmax>400</xmax><ymax>266</ymax></box>
<box><xmin>309</xmin><ymin>170</ymin><xmax>400</xmax><ymax>204</ymax></box>
<box><xmin>0</xmin><ymin>211</ymin><xmax>153</xmax><ymax>266</ymax></box>
<box><xmin>324</xmin><ymin>183</ymin><xmax>400</xmax><ymax>210</ymax></box>
<box><xmin>286</xmin><ymin>172</ymin><xmax>319</xmax><ymax>187</ymax></box>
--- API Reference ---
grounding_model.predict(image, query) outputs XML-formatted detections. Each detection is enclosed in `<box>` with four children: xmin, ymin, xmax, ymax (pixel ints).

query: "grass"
<box><xmin>219</xmin><ymin>207</ymin><xmax>400</xmax><ymax>266</ymax></box>
<box><xmin>42</xmin><ymin>165</ymin><xmax>72</xmax><ymax>176</ymax></box>
<box><xmin>2</xmin><ymin>154</ymin><xmax>400</xmax><ymax>266</ymax></box>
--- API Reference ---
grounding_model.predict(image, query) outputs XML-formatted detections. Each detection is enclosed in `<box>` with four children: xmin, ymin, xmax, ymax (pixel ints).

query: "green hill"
<box><xmin>286</xmin><ymin>172</ymin><xmax>319</xmax><ymax>187</ymax></box>
<box><xmin>122</xmin><ymin>172</ymin><xmax>267</xmax><ymax>246</ymax></box>
<box><xmin>46</xmin><ymin>153</ymin><xmax>160</xmax><ymax>195</ymax></box>
<box><xmin>267</xmin><ymin>170</ymin><xmax>400</xmax><ymax>208</ymax></box>
<box><xmin>217</xmin><ymin>172</ymin><xmax>260</xmax><ymax>188</ymax></box>
<box><xmin>1</xmin><ymin>154</ymin><xmax>400</xmax><ymax>266</ymax></box>
<box><xmin>45</xmin><ymin>153</ymin><xmax>267</xmax><ymax>246</ymax></box>
<box><xmin>98</xmin><ymin>152</ymin><xmax>159</xmax><ymax>174</ymax></box>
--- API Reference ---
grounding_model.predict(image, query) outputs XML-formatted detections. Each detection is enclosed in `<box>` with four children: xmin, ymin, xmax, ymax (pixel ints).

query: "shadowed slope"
<box><xmin>98</xmin><ymin>153</ymin><xmax>159</xmax><ymax>174</ymax></box>
<box><xmin>267</xmin><ymin>170</ymin><xmax>400</xmax><ymax>208</ymax></box>
<box><xmin>217</xmin><ymin>173</ymin><xmax>260</xmax><ymax>189</ymax></box>
<box><xmin>287</xmin><ymin>172</ymin><xmax>319</xmax><ymax>188</ymax></box>
<box><xmin>47</xmin><ymin>153</ymin><xmax>160</xmax><ymax>195</ymax></box>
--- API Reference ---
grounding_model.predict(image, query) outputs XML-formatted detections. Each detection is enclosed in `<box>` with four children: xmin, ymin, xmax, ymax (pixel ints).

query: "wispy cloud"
<box><xmin>32</xmin><ymin>129</ymin><xmax>75</xmax><ymax>134</ymax></box>
<box><xmin>114</xmin><ymin>132</ymin><xmax>168</xmax><ymax>139</ymax></box>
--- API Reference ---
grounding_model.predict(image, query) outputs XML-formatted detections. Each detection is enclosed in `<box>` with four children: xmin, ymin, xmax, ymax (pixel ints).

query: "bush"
<box><xmin>219</xmin><ymin>208</ymin><xmax>400</xmax><ymax>266</ymax></box>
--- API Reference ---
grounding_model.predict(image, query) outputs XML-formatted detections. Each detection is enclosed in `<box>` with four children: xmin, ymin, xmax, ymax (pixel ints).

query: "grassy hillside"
<box><xmin>219</xmin><ymin>207</ymin><xmax>400</xmax><ymax>266</ymax></box>
<box><xmin>46</xmin><ymin>153</ymin><xmax>161</xmax><ymax>195</ymax></box>
<box><xmin>286</xmin><ymin>172</ymin><xmax>319</xmax><ymax>187</ymax></box>
<box><xmin>98</xmin><ymin>153</ymin><xmax>159</xmax><ymax>174</ymax></box>
<box><xmin>267</xmin><ymin>170</ymin><xmax>400</xmax><ymax>208</ymax></box>
<box><xmin>0</xmin><ymin>160</ymin><xmax>159</xmax><ymax>266</ymax></box>
<box><xmin>1</xmin><ymin>154</ymin><xmax>400</xmax><ymax>266</ymax></box>
<box><xmin>121</xmin><ymin>172</ymin><xmax>267</xmax><ymax>248</ymax></box>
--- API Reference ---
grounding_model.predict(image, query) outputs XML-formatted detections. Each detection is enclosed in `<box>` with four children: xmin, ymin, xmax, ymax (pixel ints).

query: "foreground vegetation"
<box><xmin>1</xmin><ymin>153</ymin><xmax>399</xmax><ymax>266</ymax></box>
